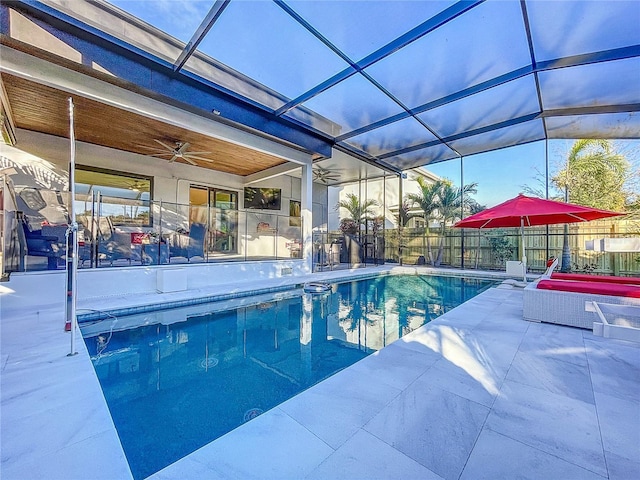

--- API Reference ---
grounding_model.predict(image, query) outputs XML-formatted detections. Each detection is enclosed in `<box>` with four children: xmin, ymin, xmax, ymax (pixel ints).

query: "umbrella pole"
<box><xmin>521</xmin><ymin>217</ymin><xmax>526</xmax><ymax>283</ymax></box>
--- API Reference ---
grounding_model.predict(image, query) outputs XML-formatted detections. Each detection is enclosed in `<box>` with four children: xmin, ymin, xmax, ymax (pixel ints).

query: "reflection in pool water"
<box><xmin>82</xmin><ymin>274</ymin><xmax>494</xmax><ymax>479</ymax></box>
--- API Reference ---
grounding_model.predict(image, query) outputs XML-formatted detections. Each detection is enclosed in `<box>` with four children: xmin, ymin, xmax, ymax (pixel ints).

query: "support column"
<box><xmin>460</xmin><ymin>155</ymin><xmax>465</xmax><ymax>269</ymax></box>
<box><xmin>545</xmin><ymin>139</ymin><xmax>550</xmax><ymax>262</ymax></box>
<box><xmin>398</xmin><ymin>174</ymin><xmax>404</xmax><ymax>266</ymax></box>
<box><xmin>611</xmin><ymin>223</ymin><xmax>620</xmax><ymax>276</ymax></box>
<box><xmin>301</xmin><ymin>162</ymin><xmax>313</xmax><ymax>273</ymax></box>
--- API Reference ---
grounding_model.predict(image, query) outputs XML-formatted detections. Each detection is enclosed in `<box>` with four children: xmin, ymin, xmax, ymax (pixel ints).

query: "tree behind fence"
<box><xmin>381</xmin><ymin>219</ymin><xmax>639</xmax><ymax>276</ymax></box>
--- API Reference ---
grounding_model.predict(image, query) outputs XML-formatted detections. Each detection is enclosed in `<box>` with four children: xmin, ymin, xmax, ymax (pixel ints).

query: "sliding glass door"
<box><xmin>189</xmin><ymin>186</ymin><xmax>238</xmax><ymax>254</ymax></box>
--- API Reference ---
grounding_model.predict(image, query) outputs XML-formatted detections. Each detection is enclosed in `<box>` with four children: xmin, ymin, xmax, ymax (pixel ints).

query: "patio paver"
<box><xmin>2</xmin><ymin>267</ymin><xmax>638</xmax><ymax>480</ymax></box>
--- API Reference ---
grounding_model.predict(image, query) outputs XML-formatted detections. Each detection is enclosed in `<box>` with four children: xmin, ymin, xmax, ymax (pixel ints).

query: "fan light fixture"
<box><xmin>313</xmin><ymin>166</ymin><xmax>340</xmax><ymax>185</ymax></box>
<box><xmin>136</xmin><ymin>140</ymin><xmax>215</xmax><ymax>166</ymax></box>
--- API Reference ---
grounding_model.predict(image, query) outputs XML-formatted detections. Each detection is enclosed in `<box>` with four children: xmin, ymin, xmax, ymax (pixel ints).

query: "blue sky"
<box><xmin>107</xmin><ymin>0</ymin><xmax>209</xmax><ymax>42</ymax></box>
<box><xmin>427</xmin><ymin>139</ymin><xmax>640</xmax><ymax>208</ymax></box>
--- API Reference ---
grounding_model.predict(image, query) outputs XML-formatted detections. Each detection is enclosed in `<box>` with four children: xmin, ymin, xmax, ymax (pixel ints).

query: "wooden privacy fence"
<box><xmin>380</xmin><ymin>219</ymin><xmax>640</xmax><ymax>276</ymax></box>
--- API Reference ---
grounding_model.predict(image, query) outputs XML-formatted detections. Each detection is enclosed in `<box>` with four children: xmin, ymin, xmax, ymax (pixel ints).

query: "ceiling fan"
<box><xmin>136</xmin><ymin>140</ymin><xmax>214</xmax><ymax>166</ymax></box>
<box><xmin>313</xmin><ymin>166</ymin><xmax>341</xmax><ymax>184</ymax></box>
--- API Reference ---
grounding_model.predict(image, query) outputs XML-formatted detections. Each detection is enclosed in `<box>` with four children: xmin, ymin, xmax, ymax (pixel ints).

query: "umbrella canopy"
<box><xmin>453</xmin><ymin>194</ymin><xmax>625</xmax><ymax>282</ymax></box>
<box><xmin>453</xmin><ymin>194</ymin><xmax>624</xmax><ymax>229</ymax></box>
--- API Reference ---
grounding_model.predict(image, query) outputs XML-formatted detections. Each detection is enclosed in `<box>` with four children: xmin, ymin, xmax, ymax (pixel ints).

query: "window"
<box><xmin>75</xmin><ymin>166</ymin><xmax>152</xmax><ymax>226</ymax></box>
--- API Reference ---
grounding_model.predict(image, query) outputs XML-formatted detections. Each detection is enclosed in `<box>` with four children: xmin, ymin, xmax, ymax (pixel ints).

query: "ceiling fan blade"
<box><xmin>182</xmin><ymin>150</ymin><xmax>211</xmax><ymax>155</ymax></box>
<box><xmin>154</xmin><ymin>139</ymin><xmax>175</xmax><ymax>151</ymax></box>
<box><xmin>177</xmin><ymin>142</ymin><xmax>191</xmax><ymax>154</ymax></box>
<box><xmin>135</xmin><ymin>144</ymin><xmax>166</xmax><ymax>151</ymax></box>
<box><xmin>185</xmin><ymin>155</ymin><xmax>214</xmax><ymax>162</ymax></box>
<box><xmin>313</xmin><ymin>166</ymin><xmax>341</xmax><ymax>184</ymax></box>
<box><xmin>149</xmin><ymin>153</ymin><xmax>175</xmax><ymax>157</ymax></box>
<box><xmin>169</xmin><ymin>155</ymin><xmax>179</xmax><ymax>163</ymax></box>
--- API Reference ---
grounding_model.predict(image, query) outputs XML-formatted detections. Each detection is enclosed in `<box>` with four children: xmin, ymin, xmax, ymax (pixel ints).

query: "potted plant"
<box><xmin>339</xmin><ymin>218</ymin><xmax>358</xmax><ymax>235</ymax></box>
<box><xmin>335</xmin><ymin>193</ymin><xmax>379</xmax><ymax>265</ymax></box>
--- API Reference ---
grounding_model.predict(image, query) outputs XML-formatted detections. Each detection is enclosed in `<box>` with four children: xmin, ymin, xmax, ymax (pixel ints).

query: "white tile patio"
<box><xmin>2</xmin><ymin>266</ymin><xmax>639</xmax><ymax>480</ymax></box>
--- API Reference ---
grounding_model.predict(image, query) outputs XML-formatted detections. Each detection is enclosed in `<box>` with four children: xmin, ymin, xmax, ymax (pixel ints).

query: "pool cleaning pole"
<box><xmin>67</xmin><ymin>97</ymin><xmax>78</xmax><ymax>356</ymax></box>
<box><xmin>521</xmin><ymin>217</ymin><xmax>527</xmax><ymax>283</ymax></box>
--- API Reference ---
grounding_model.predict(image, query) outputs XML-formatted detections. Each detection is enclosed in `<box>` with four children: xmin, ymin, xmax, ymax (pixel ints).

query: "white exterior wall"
<box><xmin>327</xmin><ymin>169</ymin><xmax>437</xmax><ymax>232</ymax></box>
<box><xmin>0</xmin><ymin>260</ymin><xmax>309</xmax><ymax>320</ymax></box>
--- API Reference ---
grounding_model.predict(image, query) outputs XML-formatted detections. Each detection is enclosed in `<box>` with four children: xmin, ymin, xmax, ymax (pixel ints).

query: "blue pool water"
<box><xmin>82</xmin><ymin>274</ymin><xmax>494</xmax><ymax>479</ymax></box>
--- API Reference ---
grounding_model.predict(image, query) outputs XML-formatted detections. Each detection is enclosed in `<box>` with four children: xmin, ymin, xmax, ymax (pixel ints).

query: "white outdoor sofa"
<box><xmin>523</xmin><ymin>279</ymin><xmax>640</xmax><ymax>329</ymax></box>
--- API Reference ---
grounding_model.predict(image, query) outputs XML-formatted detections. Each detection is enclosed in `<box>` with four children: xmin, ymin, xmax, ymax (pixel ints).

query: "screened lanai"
<box><xmin>4</xmin><ymin>0</ymin><xmax>639</xmax><ymax>169</ymax></box>
<box><xmin>2</xmin><ymin>4</ymin><xmax>640</xmax><ymax>480</ymax></box>
<box><xmin>0</xmin><ymin>0</ymin><xmax>639</xmax><ymax>278</ymax></box>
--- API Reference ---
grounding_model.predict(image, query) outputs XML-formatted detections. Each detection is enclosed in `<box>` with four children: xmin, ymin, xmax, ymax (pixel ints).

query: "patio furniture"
<box><xmin>551</xmin><ymin>272</ymin><xmax>640</xmax><ymax>285</ymax></box>
<box><xmin>587</xmin><ymin>301</ymin><xmax>640</xmax><ymax>343</ymax></box>
<box><xmin>141</xmin><ymin>240</ymin><xmax>169</xmax><ymax>265</ymax></box>
<box><xmin>18</xmin><ymin>213</ymin><xmax>66</xmax><ymax>270</ymax></box>
<box><xmin>541</xmin><ymin>257</ymin><xmax>559</xmax><ymax>278</ymax></box>
<box><xmin>169</xmin><ymin>223</ymin><xmax>206</xmax><ymax>262</ymax></box>
<box><xmin>523</xmin><ymin>279</ymin><xmax>640</xmax><ymax>329</ymax></box>
<box><xmin>76</xmin><ymin>216</ymin><xmax>135</xmax><ymax>266</ymax></box>
<box><xmin>100</xmin><ymin>231</ymin><xmax>134</xmax><ymax>265</ymax></box>
<box><xmin>454</xmin><ymin>194</ymin><xmax>623</xmax><ymax>282</ymax></box>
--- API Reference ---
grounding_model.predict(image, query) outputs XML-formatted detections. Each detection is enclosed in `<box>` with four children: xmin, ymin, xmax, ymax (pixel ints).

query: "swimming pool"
<box><xmin>82</xmin><ymin>274</ymin><xmax>494</xmax><ymax>479</ymax></box>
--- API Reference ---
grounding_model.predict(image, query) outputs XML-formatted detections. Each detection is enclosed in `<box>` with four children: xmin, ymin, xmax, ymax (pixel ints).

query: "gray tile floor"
<box><xmin>2</xmin><ymin>268</ymin><xmax>639</xmax><ymax>480</ymax></box>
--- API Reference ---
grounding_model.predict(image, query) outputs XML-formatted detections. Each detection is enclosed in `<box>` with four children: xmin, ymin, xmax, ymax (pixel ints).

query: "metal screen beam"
<box><xmin>336</xmin><ymin>43</ymin><xmax>639</xmax><ymax>143</ymax></box>
<box><xmin>378</xmin><ymin>112</ymin><xmax>541</xmax><ymax>160</ymax></box>
<box><xmin>537</xmin><ymin>45</ymin><xmax>640</xmax><ymax>71</ymax></box>
<box><xmin>173</xmin><ymin>0</ymin><xmax>230</xmax><ymax>72</ymax></box>
<box><xmin>542</xmin><ymin>104</ymin><xmax>640</xmax><ymax>117</ymax></box>
<box><xmin>275</xmin><ymin>0</ymin><xmax>485</xmax><ymax>116</ymax></box>
<box><xmin>337</xmin><ymin>66</ymin><xmax>533</xmax><ymax>142</ymax></box>
<box><xmin>520</xmin><ymin>0</ymin><xmax>548</xmax><ymax>140</ymax></box>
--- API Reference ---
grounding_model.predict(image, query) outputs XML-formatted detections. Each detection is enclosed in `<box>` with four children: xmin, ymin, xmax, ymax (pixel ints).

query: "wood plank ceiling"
<box><xmin>2</xmin><ymin>73</ymin><xmax>288</xmax><ymax>176</ymax></box>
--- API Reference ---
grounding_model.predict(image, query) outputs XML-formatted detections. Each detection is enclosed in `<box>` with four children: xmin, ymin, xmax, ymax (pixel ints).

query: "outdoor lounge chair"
<box><xmin>537</xmin><ymin>279</ymin><xmax>640</xmax><ymax>298</ymax></box>
<box><xmin>76</xmin><ymin>216</ymin><xmax>135</xmax><ymax>266</ymax></box>
<box><xmin>500</xmin><ymin>257</ymin><xmax>558</xmax><ymax>289</ymax></box>
<box><xmin>551</xmin><ymin>272</ymin><xmax>640</xmax><ymax>285</ymax></box>
<box><xmin>100</xmin><ymin>231</ymin><xmax>134</xmax><ymax>265</ymax></box>
<box><xmin>169</xmin><ymin>222</ymin><xmax>206</xmax><ymax>262</ymax></box>
<box><xmin>523</xmin><ymin>277</ymin><xmax>640</xmax><ymax>329</ymax></box>
<box><xmin>541</xmin><ymin>257</ymin><xmax>558</xmax><ymax>279</ymax></box>
<box><xmin>18</xmin><ymin>213</ymin><xmax>66</xmax><ymax>270</ymax></box>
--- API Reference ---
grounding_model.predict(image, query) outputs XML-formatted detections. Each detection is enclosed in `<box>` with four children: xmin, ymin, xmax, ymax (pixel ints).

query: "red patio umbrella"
<box><xmin>453</xmin><ymin>194</ymin><xmax>624</xmax><ymax>281</ymax></box>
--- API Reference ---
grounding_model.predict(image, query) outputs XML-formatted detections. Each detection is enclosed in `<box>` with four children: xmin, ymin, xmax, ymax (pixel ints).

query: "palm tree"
<box><xmin>554</xmin><ymin>139</ymin><xmax>628</xmax><ymax>210</ymax></box>
<box><xmin>433</xmin><ymin>181</ymin><xmax>478</xmax><ymax>266</ymax></box>
<box><xmin>335</xmin><ymin>193</ymin><xmax>379</xmax><ymax>264</ymax></box>
<box><xmin>335</xmin><ymin>193</ymin><xmax>379</xmax><ymax>231</ymax></box>
<box><xmin>553</xmin><ymin>139</ymin><xmax>624</xmax><ymax>272</ymax></box>
<box><xmin>395</xmin><ymin>199</ymin><xmax>417</xmax><ymax>228</ymax></box>
<box><xmin>464</xmin><ymin>198</ymin><xmax>486</xmax><ymax>269</ymax></box>
<box><xmin>395</xmin><ymin>200</ymin><xmax>418</xmax><ymax>265</ymax></box>
<box><xmin>405</xmin><ymin>177</ymin><xmax>443</xmax><ymax>265</ymax></box>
